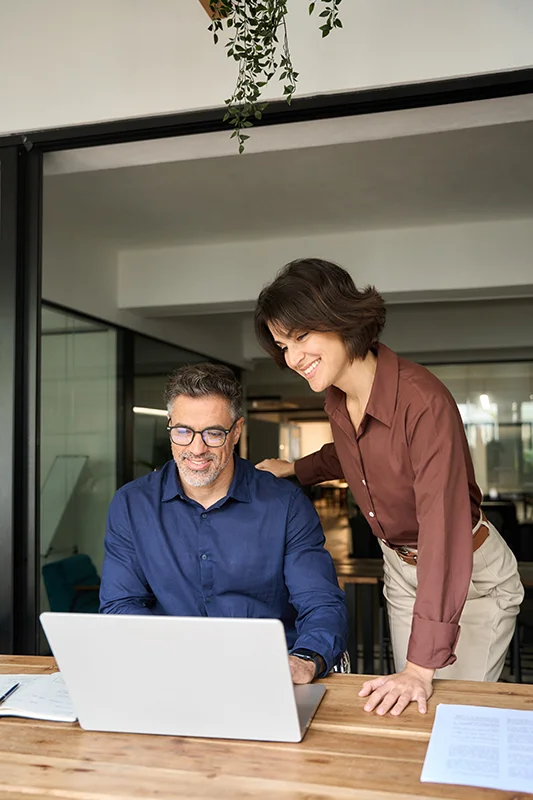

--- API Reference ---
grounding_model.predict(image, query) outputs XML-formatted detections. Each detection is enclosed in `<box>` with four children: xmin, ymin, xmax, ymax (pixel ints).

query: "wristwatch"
<box><xmin>290</xmin><ymin>648</ymin><xmax>326</xmax><ymax>679</ymax></box>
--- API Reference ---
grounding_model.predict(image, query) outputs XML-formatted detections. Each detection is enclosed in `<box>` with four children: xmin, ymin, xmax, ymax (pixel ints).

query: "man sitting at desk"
<box><xmin>100</xmin><ymin>363</ymin><xmax>347</xmax><ymax>684</ymax></box>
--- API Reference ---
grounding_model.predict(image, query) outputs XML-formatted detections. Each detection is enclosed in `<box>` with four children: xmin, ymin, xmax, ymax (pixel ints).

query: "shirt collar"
<box><xmin>324</xmin><ymin>343</ymin><xmax>399</xmax><ymax>429</ymax></box>
<box><xmin>364</xmin><ymin>343</ymin><xmax>399</xmax><ymax>428</ymax></box>
<box><xmin>161</xmin><ymin>454</ymin><xmax>252</xmax><ymax>504</ymax></box>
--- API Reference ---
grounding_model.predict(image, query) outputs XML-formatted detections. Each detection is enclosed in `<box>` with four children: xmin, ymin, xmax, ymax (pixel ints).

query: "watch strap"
<box><xmin>290</xmin><ymin>648</ymin><xmax>325</xmax><ymax>678</ymax></box>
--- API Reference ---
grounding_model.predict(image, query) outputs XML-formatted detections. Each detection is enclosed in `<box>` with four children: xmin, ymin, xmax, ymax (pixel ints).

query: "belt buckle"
<box><xmin>397</xmin><ymin>546</ymin><xmax>417</xmax><ymax>564</ymax></box>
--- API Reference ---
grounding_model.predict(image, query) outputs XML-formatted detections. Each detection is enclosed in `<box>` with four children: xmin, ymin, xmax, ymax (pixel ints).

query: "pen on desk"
<box><xmin>0</xmin><ymin>683</ymin><xmax>20</xmax><ymax>705</ymax></box>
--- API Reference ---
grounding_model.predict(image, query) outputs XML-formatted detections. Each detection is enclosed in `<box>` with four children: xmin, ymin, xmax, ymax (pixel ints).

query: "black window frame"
<box><xmin>1</xmin><ymin>68</ymin><xmax>532</xmax><ymax>653</ymax></box>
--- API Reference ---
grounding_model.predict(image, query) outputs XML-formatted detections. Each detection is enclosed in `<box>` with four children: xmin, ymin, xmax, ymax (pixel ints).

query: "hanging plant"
<box><xmin>208</xmin><ymin>1</ymin><xmax>343</xmax><ymax>153</ymax></box>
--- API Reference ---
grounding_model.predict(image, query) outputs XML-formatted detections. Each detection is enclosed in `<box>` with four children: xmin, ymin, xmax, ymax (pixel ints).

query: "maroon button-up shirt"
<box><xmin>294</xmin><ymin>343</ymin><xmax>482</xmax><ymax>670</ymax></box>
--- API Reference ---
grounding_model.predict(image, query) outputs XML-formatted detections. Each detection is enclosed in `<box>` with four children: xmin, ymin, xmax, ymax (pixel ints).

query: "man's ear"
<box><xmin>233</xmin><ymin>417</ymin><xmax>245</xmax><ymax>444</ymax></box>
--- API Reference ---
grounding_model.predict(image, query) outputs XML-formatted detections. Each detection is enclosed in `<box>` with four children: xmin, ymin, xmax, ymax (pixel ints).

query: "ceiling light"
<box><xmin>479</xmin><ymin>394</ymin><xmax>491</xmax><ymax>411</ymax></box>
<box><xmin>133</xmin><ymin>406</ymin><xmax>168</xmax><ymax>417</ymax></box>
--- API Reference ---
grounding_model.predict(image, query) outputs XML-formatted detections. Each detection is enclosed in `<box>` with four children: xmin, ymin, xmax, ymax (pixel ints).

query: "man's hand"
<box><xmin>358</xmin><ymin>661</ymin><xmax>435</xmax><ymax>716</ymax></box>
<box><xmin>255</xmin><ymin>459</ymin><xmax>295</xmax><ymax>479</ymax></box>
<box><xmin>289</xmin><ymin>655</ymin><xmax>316</xmax><ymax>684</ymax></box>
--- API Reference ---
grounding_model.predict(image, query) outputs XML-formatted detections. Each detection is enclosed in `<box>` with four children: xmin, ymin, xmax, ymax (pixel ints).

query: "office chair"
<box><xmin>332</xmin><ymin>651</ymin><xmax>351</xmax><ymax>673</ymax></box>
<box><xmin>42</xmin><ymin>553</ymin><xmax>101</xmax><ymax>614</ymax></box>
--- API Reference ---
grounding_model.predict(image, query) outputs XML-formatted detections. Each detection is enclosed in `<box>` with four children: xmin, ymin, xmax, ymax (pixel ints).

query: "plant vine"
<box><xmin>208</xmin><ymin>1</ymin><xmax>343</xmax><ymax>153</ymax></box>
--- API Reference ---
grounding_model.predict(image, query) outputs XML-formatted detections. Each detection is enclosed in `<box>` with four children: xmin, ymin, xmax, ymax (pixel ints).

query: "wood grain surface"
<box><xmin>1</xmin><ymin>656</ymin><xmax>532</xmax><ymax>799</ymax></box>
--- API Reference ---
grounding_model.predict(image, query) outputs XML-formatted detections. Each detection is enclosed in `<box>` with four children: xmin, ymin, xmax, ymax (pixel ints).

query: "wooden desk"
<box><xmin>3</xmin><ymin>656</ymin><xmax>532</xmax><ymax>799</ymax></box>
<box><xmin>334</xmin><ymin>557</ymin><xmax>384</xmax><ymax>587</ymax></box>
<box><xmin>335</xmin><ymin>558</ymin><xmax>532</xmax><ymax>586</ymax></box>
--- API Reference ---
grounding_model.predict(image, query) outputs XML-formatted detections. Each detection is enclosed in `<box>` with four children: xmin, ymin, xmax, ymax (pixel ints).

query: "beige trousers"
<box><xmin>379</xmin><ymin>522</ymin><xmax>524</xmax><ymax>680</ymax></box>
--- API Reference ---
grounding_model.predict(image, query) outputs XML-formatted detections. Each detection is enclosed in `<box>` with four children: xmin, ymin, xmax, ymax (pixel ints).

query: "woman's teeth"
<box><xmin>304</xmin><ymin>359</ymin><xmax>320</xmax><ymax>376</ymax></box>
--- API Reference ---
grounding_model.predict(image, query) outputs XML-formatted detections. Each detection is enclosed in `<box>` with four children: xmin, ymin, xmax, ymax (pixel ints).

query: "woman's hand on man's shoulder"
<box><xmin>255</xmin><ymin>459</ymin><xmax>296</xmax><ymax>479</ymax></box>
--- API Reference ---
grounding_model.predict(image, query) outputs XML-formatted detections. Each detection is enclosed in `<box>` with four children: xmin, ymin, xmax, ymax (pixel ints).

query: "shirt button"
<box><xmin>362</xmin><ymin>479</ymin><xmax>366</xmax><ymax>486</ymax></box>
<box><xmin>201</xmin><ymin>513</ymin><xmax>208</xmax><ymax>519</ymax></box>
<box><xmin>201</xmin><ymin>553</ymin><xmax>207</xmax><ymax>560</ymax></box>
<box><xmin>205</xmin><ymin>597</ymin><xmax>212</xmax><ymax>603</ymax></box>
<box><xmin>369</xmin><ymin>511</ymin><xmax>375</xmax><ymax>518</ymax></box>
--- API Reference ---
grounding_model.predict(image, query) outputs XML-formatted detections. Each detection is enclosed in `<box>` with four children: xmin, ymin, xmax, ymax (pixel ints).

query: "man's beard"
<box><xmin>176</xmin><ymin>449</ymin><xmax>233</xmax><ymax>488</ymax></box>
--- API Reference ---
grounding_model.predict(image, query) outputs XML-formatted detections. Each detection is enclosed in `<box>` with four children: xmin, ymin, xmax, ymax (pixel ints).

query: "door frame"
<box><xmin>1</xmin><ymin>68</ymin><xmax>532</xmax><ymax>653</ymax></box>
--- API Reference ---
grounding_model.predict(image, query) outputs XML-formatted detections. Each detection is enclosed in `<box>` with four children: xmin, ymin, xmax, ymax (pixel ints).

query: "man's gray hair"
<box><xmin>164</xmin><ymin>363</ymin><xmax>244</xmax><ymax>421</ymax></box>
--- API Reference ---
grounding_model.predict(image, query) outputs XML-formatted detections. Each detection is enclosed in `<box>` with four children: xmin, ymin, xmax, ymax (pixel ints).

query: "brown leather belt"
<box><xmin>392</xmin><ymin>512</ymin><xmax>490</xmax><ymax>566</ymax></box>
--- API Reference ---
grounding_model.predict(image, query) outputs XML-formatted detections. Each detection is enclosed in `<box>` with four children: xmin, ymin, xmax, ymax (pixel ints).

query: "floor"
<box><xmin>318</xmin><ymin>506</ymin><xmax>533</xmax><ymax>685</ymax></box>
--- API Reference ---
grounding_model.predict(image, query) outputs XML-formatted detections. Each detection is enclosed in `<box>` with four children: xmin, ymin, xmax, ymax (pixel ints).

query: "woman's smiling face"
<box><xmin>269</xmin><ymin>326</ymin><xmax>350</xmax><ymax>393</ymax></box>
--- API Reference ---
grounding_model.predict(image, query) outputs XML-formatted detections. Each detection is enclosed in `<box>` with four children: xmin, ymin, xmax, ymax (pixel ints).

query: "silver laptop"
<box><xmin>40</xmin><ymin>612</ymin><xmax>326</xmax><ymax>742</ymax></box>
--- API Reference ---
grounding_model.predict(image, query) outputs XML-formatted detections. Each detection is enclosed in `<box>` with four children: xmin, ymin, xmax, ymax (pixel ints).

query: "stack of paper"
<box><xmin>421</xmin><ymin>703</ymin><xmax>533</xmax><ymax>794</ymax></box>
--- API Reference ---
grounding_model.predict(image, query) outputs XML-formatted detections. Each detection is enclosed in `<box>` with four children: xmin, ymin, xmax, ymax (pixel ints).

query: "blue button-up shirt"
<box><xmin>100</xmin><ymin>456</ymin><xmax>347</xmax><ymax>672</ymax></box>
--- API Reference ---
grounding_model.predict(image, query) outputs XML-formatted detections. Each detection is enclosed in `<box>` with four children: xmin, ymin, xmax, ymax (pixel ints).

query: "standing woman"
<box><xmin>255</xmin><ymin>258</ymin><xmax>523</xmax><ymax>717</ymax></box>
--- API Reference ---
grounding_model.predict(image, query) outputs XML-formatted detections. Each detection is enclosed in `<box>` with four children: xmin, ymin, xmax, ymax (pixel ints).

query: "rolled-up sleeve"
<box><xmin>295</xmin><ymin>442</ymin><xmax>344</xmax><ymax>486</ymax></box>
<box><xmin>100</xmin><ymin>490</ymin><xmax>156</xmax><ymax>615</ymax></box>
<box><xmin>406</xmin><ymin>396</ymin><xmax>474</xmax><ymax>669</ymax></box>
<box><xmin>283</xmin><ymin>488</ymin><xmax>348</xmax><ymax>673</ymax></box>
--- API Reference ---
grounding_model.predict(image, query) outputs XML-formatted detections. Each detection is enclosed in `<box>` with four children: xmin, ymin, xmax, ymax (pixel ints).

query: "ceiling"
<box><xmin>43</xmin><ymin>120</ymin><xmax>533</xmax><ymax>248</ymax></box>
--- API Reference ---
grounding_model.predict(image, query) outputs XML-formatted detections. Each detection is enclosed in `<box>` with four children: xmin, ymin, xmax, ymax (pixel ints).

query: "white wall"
<box><xmin>119</xmin><ymin>218</ymin><xmax>533</xmax><ymax>317</ymax></box>
<box><xmin>1</xmin><ymin>0</ymin><xmax>532</xmax><ymax>135</ymax></box>
<box><xmin>383</xmin><ymin>298</ymin><xmax>533</xmax><ymax>357</ymax></box>
<box><xmin>43</xmin><ymin>211</ymin><xmax>533</xmax><ymax>367</ymax></box>
<box><xmin>42</xmin><ymin>220</ymin><xmax>245</xmax><ymax>365</ymax></box>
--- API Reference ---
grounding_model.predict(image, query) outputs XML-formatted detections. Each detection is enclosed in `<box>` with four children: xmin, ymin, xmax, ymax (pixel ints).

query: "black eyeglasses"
<box><xmin>167</xmin><ymin>420</ymin><xmax>238</xmax><ymax>448</ymax></box>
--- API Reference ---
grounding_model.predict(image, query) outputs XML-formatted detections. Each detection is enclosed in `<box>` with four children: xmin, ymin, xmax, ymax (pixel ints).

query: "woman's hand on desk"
<box><xmin>358</xmin><ymin>661</ymin><xmax>434</xmax><ymax>716</ymax></box>
<box><xmin>255</xmin><ymin>459</ymin><xmax>295</xmax><ymax>479</ymax></box>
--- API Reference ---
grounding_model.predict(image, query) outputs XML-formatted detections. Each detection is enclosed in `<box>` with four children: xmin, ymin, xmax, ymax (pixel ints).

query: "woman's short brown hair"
<box><xmin>254</xmin><ymin>258</ymin><xmax>386</xmax><ymax>368</ymax></box>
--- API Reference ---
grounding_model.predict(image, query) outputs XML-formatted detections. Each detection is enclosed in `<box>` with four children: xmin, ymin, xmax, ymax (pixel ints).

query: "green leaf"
<box><xmin>213</xmin><ymin>0</ymin><xmax>343</xmax><ymax>154</ymax></box>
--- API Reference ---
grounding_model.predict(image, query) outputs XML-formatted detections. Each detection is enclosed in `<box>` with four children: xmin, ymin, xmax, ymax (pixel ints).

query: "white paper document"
<box><xmin>421</xmin><ymin>703</ymin><xmax>533</xmax><ymax>794</ymax></box>
<box><xmin>0</xmin><ymin>673</ymin><xmax>77</xmax><ymax>722</ymax></box>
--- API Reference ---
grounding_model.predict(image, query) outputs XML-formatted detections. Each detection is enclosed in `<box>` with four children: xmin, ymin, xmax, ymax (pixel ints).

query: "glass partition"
<box><xmin>428</xmin><ymin>361</ymin><xmax>533</xmax><ymax>515</ymax></box>
<box><xmin>40</xmin><ymin>306</ymin><xmax>117</xmax><ymax>648</ymax></box>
